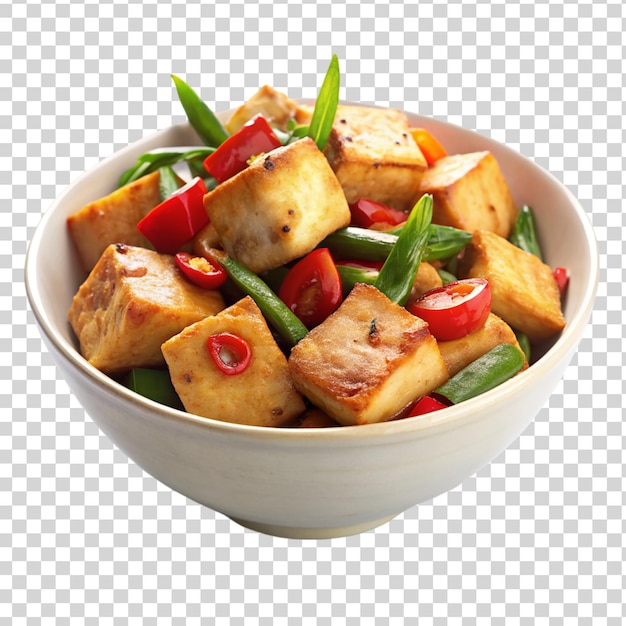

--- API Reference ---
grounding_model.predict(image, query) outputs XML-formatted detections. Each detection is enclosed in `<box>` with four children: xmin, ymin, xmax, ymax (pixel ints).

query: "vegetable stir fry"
<box><xmin>66</xmin><ymin>58</ymin><xmax>568</xmax><ymax>428</ymax></box>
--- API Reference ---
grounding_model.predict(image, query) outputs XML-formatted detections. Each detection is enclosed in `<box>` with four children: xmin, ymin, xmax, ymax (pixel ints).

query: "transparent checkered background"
<box><xmin>2</xmin><ymin>0</ymin><xmax>624</xmax><ymax>623</ymax></box>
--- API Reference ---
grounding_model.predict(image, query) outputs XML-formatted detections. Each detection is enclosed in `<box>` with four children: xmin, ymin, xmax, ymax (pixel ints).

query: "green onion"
<box><xmin>509</xmin><ymin>204</ymin><xmax>543</xmax><ymax>260</ymax></box>
<box><xmin>307</xmin><ymin>55</ymin><xmax>340</xmax><ymax>151</ymax></box>
<box><xmin>158</xmin><ymin>165</ymin><xmax>180</xmax><ymax>201</ymax></box>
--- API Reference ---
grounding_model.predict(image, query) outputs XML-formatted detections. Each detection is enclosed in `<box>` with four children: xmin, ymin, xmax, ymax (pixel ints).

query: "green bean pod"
<box><xmin>433</xmin><ymin>343</ymin><xmax>525</xmax><ymax>405</ymax></box>
<box><xmin>158</xmin><ymin>165</ymin><xmax>181</xmax><ymax>201</ymax></box>
<box><xmin>509</xmin><ymin>204</ymin><xmax>543</xmax><ymax>260</ymax></box>
<box><xmin>123</xmin><ymin>368</ymin><xmax>184</xmax><ymax>410</ymax></box>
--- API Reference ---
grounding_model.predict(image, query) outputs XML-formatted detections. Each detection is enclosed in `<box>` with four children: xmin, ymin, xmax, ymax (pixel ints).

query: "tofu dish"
<box><xmin>67</xmin><ymin>63</ymin><xmax>568</xmax><ymax>428</ymax></box>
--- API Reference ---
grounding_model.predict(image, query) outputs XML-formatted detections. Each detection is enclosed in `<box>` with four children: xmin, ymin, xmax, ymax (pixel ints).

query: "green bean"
<box><xmin>123</xmin><ymin>368</ymin><xmax>184</xmax><ymax>410</ymax></box>
<box><xmin>158</xmin><ymin>165</ymin><xmax>180</xmax><ymax>201</ymax></box>
<box><xmin>336</xmin><ymin>264</ymin><xmax>379</xmax><ymax>296</ymax></box>
<box><xmin>509</xmin><ymin>204</ymin><xmax>543</xmax><ymax>260</ymax></box>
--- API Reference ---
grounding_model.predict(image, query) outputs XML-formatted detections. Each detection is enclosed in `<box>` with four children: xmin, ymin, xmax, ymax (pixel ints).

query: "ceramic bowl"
<box><xmin>25</xmin><ymin>107</ymin><xmax>598</xmax><ymax>539</ymax></box>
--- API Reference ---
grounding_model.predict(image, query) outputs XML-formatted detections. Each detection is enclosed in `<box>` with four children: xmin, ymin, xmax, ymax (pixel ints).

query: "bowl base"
<box><xmin>229</xmin><ymin>514</ymin><xmax>398</xmax><ymax>540</ymax></box>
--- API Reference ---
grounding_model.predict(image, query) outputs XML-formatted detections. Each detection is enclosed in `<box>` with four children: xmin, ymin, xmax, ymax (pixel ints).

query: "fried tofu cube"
<box><xmin>409</xmin><ymin>262</ymin><xmax>444</xmax><ymax>302</ymax></box>
<box><xmin>323</xmin><ymin>105</ymin><xmax>428</xmax><ymax>211</ymax></box>
<box><xmin>438</xmin><ymin>313</ymin><xmax>528</xmax><ymax>377</ymax></box>
<box><xmin>67</xmin><ymin>171</ymin><xmax>164</xmax><ymax>273</ymax></box>
<box><xmin>203</xmin><ymin>137</ymin><xmax>351</xmax><ymax>274</ymax></box>
<box><xmin>224</xmin><ymin>85</ymin><xmax>300</xmax><ymax>134</ymax></box>
<box><xmin>68</xmin><ymin>244</ymin><xmax>225</xmax><ymax>374</ymax></box>
<box><xmin>418</xmin><ymin>151</ymin><xmax>517</xmax><ymax>238</ymax></box>
<box><xmin>288</xmin><ymin>283</ymin><xmax>449</xmax><ymax>426</ymax></box>
<box><xmin>161</xmin><ymin>296</ymin><xmax>306</xmax><ymax>427</ymax></box>
<box><xmin>458</xmin><ymin>230</ymin><xmax>566</xmax><ymax>342</ymax></box>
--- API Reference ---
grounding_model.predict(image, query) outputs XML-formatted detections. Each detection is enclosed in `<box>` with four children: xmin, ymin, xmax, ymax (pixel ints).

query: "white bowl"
<box><xmin>25</xmin><ymin>108</ymin><xmax>598</xmax><ymax>539</ymax></box>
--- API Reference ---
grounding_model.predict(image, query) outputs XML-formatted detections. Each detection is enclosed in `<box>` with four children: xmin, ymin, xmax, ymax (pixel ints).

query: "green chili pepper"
<box><xmin>158</xmin><ymin>165</ymin><xmax>181</xmax><ymax>201</ymax></box>
<box><xmin>118</xmin><ymin>147</ymin><xmax>215</xmax><ymax>188</ymax></box>
<box><xmin>307</xmin><ymin>55</ymin><xmax>340</xmax><ymax>151</ymax></box>
<box><xmin>171</xmin><ymin>74</ymin><xmax>230</xmax><ymax>148</ymax></box>
<box><xmin>123</xmin><ymin>368</ymin><xmax>184</xmax><ymax>410</ymax></box>
<box><xmin>375</xmin><ymin>194</ymin><xmax>433</xmax><ymax>305</ymax></box>
<box><xmin>207</xmin><ymin>249</ymin><xmax>308</xmax><ymax>347</ymax></box>
<box><xmin>509</xmin><ymin>204</ymin><xmax>543</xmax><ymax>260</ymax></box>
<box><xmin>321</xmin><ymin>223</ymin><xmax>470</xmax><ymax>264</ymax></box>
<box><xmin>433</xmin><ymin>343</ymin><xmax>525</xmax><ymax>405</ymax></box>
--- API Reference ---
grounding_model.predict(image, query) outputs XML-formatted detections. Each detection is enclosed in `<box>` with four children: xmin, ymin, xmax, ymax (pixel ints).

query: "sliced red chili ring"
<box><xmin>408</xmin><ymin>278</ymin><xmax>491</xmax><ymax>342</ymax></box>
<box><xmin>408</xmin><ymin>395</ymin><xmax>449</xmax><ymax>417</ymax></box>
<box><xmin>552</xmin><ymin>266</ymin><xmax>569</xmax><ymax>296</ymax></box>
<box><xmin>174</xmin><ymin>252</ymin><xmax>227</xmax><ymax>290</ymax></box>
<box><xmin>348</xmin><ymin>198</ymin><xmax>408</xmax><ymax>229</ymax></box>
<box><xmin>207</xmin><ymin>332</ymin><xmax>252</xmax><ymax>375</ymax></box>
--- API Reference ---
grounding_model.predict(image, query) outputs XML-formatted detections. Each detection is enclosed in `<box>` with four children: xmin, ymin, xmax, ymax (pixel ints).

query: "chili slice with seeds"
<box><xmin>207</xmin><ymin>333</ymin><xmax>252</xmax><ymax>375</ymax></box>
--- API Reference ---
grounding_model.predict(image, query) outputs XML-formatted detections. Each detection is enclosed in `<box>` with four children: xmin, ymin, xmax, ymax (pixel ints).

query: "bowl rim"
<box><xmin>25</xmin><ymin>108</ymin><xmax>600</xmax><ymax>443</ymax></box>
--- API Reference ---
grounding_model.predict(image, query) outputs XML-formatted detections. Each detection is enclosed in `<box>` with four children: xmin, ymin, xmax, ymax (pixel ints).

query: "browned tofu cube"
<box><xmin>162</xmin><ymin>296</ymin><xmax>306</xmax><ymax>427</ymax></box>
<box><xmin>224</xmin><ymin>85</ymin><xmax>299</xmax><ymax>134</ymax></box>
<box><xmin>288</xmin><ymin>283</ymin><xmax>449</xmax><ymax>426</ymax></box>
<box><xmin>68</xmin><ymin>244</ymin><xmax>225</xmax><ymax>374</ymax></box>
<box><xmin>418</xmin><ymin>151</ymin><xmax>517</xmax><ymax>238</ymax></box>
<box><xmin>438</xmin><ymin>313</ymin><xmax>528</xmax><ymax>377</ymax></box>
<box><xmin>324</xmin><ymin>105</ymin><xmax>428</xmax><ymax>211</ymax></box>
<box><xmin>203</xmin><ymin>137</ymin><xmax>351</xmax><ymax>274</ymax></box>
<box><xmin>67</xmin><ymin>171</ymin><xmax>164</xmax><ymax>273</ymax></box>
<box><xmin>458</xmin><ymin>230</ymin><xmax>566</xmax><ymax>342</ymax></box>
<box><xmin>292</xmin><ymin>408</ymin><xmax>340</xmax><ymax>429</ymax></box>
<box><xmin>409</xmin><ymin>262</ymin><xmax>444</xmax><ymax>302</ymax></box>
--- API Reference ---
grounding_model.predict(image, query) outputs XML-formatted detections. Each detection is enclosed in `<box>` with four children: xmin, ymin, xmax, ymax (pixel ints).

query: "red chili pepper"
<box><xmin>137</xmin><ymin>177</ymin><xmax>209</xmax><ymax>254</ymax></box>
<box><xmin>553</xmin><ymin>266</ymin><xmax>569</xmax><ymax>296</ymax></box>
<box><xmin>203</xmin><ymin>114</ymin><xmax>283</xmax><ymax>183</ymax></box>
<box><xmin>408</xmin><ymin>395</ymin><xmax>449</xmax><ymax>417</ymax></box>
<box><xmin>174</xmin><ymin>252</ymin><xmax>227</xmax><ymax>290</ymax></box>
<box><xmin>207</xmin><ymin>332</ymin><xmax>252</xmax><ymax>375</ymax></box>
<box><xmin>410</xmin><ymin>128</ymin><xmax>448</xmax><ymax>166</ymax></box>
<box><xmin>279</xmin><ymin>248</ymin><xmax>343</xmax><ymax>329</ymax></box>
<box><xmin>348</xmin><ymin>198</ymin><xmax>408</xmax><ymax>229</ymax></box>
<box><xmin>407</xmin><ymin>278</ymin><xmax>491</xmax><ymax>342</ymax></box>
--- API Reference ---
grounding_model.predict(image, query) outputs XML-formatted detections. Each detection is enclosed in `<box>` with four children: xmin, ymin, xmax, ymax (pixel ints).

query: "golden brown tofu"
<box><xmin>68</xmin><ymin>244</ymin><xmax>225</xmax><ymax>374</ymax></box>
<box><xmin>438</xmin><ymin>313</ymin><xmax>528</xmax><ymax>377</ymax></box>
<box><xmin>291</xmin><ymin>408</ymin><xmax>341</xmax><ymax>429</ymax></box>
<box><xmin>224</xmin><ymin>85</ymin><xmax>300</xmax><ymax>134</ymax></box>
<box><xmin>204</xmin><ymin>137</ymin><xmax>351</xmax><ymax>274</ymax></box>
<box><xmin>288</xmin><ymin>283</ymin><xmax>449</xmax><ymax>426</ymax></box>
<box><xmin>162</xmin><ymin>296</ymin><xmax>306</xmax><ymax>427</ymax></box>
<box><xmin>324</xmin><ymin>105</ymin><xmax>428</xmax><ymax>211</ymax></box>
<box><xmin>67</xmin><ymin>171</ymin><xmax>164</xmax><ymax>273</ymax></box>
<box><xmin>418</xmin><ymin>151</ymin><xmax>517</xmax><ymax>238</ymax></box>
<box><xmin>409</xmin><ymin>262</ymin><xmax>444</xmax><ymax>302</ymax></box>
<box><xmin>458</xmin><ymin>230</ymin><xmax>566</xmax><ymax>342</ymax></box>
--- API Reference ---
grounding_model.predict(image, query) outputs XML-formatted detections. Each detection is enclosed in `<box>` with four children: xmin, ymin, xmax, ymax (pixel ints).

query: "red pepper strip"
<box><xmin>279</xmin><ymin>248</ymin><xmax>343</xmax><ymax>329</ymax></box>
<box><xmin>408</xmin><ymin>278</ymin><xmax>491</xmax><ymax>342</ymax></box>
<box><xmin>408</xmin><ymin>395</ymin><xmax>449</xmax><ymax>417</ymax></box>
<box><xmin>553</xmin><ymin>266</ymin><xmax>569</xmax><ymax>296</ymax></box>
<box><xmin>410</xmin><ymin>128</ymin><xmax>448</xmax><ymax>166</ymax></box>
<box><xmin>203</xmin><ymin>114</ymin><xmax>283</xmax><ymax>183</ymax></box>
<box><xmin>174</xmin><ymin>252</ymin><xmax>227</xmax><ymax>290</ymax></box>
<box><xmin>348</xmin><ymin>198</ymin><xmax>408</xmax><ymax>229</ymax></box>
<box><xmin>207</xmin><ymin>332</ymin><xmax>252</xmax><ymax>375</ymax></box>
<box><xmin>137</xmin><ymin>177</ymin><xmax>209</xmax><ymax>254</ymax></box>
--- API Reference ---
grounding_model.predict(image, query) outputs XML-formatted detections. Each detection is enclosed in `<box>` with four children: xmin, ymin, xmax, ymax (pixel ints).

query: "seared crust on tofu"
<box><xmin>324</xmin><ymin>105</ymin><xmax>428</xmax><ymax>211</ymax></box>
<box><xmin>458</xmin><ymin>230</ymin><xmax>566</xmax><ymax>342</ymax></box>
<box><xmin>438</xmin><ymin>313</ymin><xmax>528</xmax><ymax>377</ymax></box>
<box><xmin>204</xmin><ymin>137</ymin><xmax>351</xmax><ymax>274</ymax></box>
<box><xmin>288</xmin><ymin>283</ymin><xmax>449</xmax><ymax>426</ymax></box>
<box><xmin>67</xmin><ymin>171</ymin><xmax>163</xmax><ymax>273</ymax></box>
<box><xmin>418</xmin><ymin>151</ymin><xmax>517</xmax><ymax>238</ymax></box>
<box><xmin>162</xmin><ymin>296</ymin><xmax>306</xmax><ymax>427</ymax></box>
<box><xmin>224</xmin><ymin>85</ymin><xmax>299</xmax><ymax>134</ymax></box>
<box><xmin>68</xmin><ymin>244</ymin><xmax>225</xmax><ymax>374</ymax></box>
<box><xmin>409</xmin><ymin>262</ymin><xmax>444</xmax><ymax>302</ymax></box>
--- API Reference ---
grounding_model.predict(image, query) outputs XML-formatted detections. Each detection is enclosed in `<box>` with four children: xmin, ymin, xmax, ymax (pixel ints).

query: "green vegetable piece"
<box><xmin>123</xmin><ymin>368</ymin><xmax>184</xmax><ymax>410</ymax></box>
<box><xmin>514</xmin><ymin>329</ymin><xmax>532</xmax><ymax>363</ymax></box>
<box><xmin>336</xmin><ymin>264</ymin><xmax>379</xmax><ymax>297</ymax></box>
<box><xmin>509</xmin><ymin>204</ymin><xmax>543</xmax><ymax>260</ymax></box>
<box><xmin>158</xmin><ymin>165</ymin><xmax>180</xmax><ymax>201</ymax></box>
<box><xmin>171</xmin><ymin>74</ymin><xmax>230</xmax><ymax>148</ymax></box>
<box><xmin>374</xmin><ymin>194</ymin><xmax>433</xmax><ymax>305</ymax></box>
<box><xmin>208</xmin><ymin>249</ymin><xmax>308</xmax><ymax>347</ymax></box>
<box><xmin>424</xmin><ymin>225</ymin><xmax>472</xmax><ymax>261</ymax></box>
<box><xmin>437</xmin><ymin>268</ymin><xmax>457</xmax><ymax>285</ymax></box>
<box><xmin>307</xmin><ymin>55</ymin><xmax>340</xmax><ymax>151</ymax></box>
<box><xmin>434</xmin><ymin>343</ymin><xmax>525</xmax><ymax>405</ymax></box>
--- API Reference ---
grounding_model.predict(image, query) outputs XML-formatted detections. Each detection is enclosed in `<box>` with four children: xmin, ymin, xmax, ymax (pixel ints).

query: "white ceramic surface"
<box><xmin>25</xmin><ymin>107</ymin><xmax>598</xmax><ymax>539</ymax></box>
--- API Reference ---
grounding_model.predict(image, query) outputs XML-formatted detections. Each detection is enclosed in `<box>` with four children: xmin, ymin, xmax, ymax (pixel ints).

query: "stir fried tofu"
<box><xmin>204</xmin><ymin>137</ymin><xmax>351</xmax><ymax>274</ymax></box>
<box><xmin>458</xmin><ymin>230</ymin><xmax>566</xmax><ymax>342</ymax></box>
<box><xmin>162</xmin><ymin>296</ymin><xmax>306</xmax><ymax>427</ymax></box>
<box><xmin>409</xmin><ymin>262</ymin><xmax>444</xmax><ymax>301</ymax></box>
<box><xmin>68</xmin><ymin>244</ymin><xmax>225</xmax><ymax>374</ymax></box>
<box><xmin>418</xmin><ymin>151</ymin><xmax>517</xmax><ymax>238</ymax></box>
<box><xmin>438</xmin><ymin>313</ymin><xmax>527</xmax><ymax>377</ymax></box>
<box><xmin>224</xmin><ymin>85</ymin><xmax>299</xmax><ymax>134</ymax></box>
<box><xmin>323</xmin><ymin>105</ymin><xmax>428</xmax><ymax>211</ymax></box>
<box><xmin>288</xmin><ymin>283</ymin><xmax>449</xmax><ymax>426</ymax></box>
<box><xmin>67</xmin><ymin>171</ymin><xmax>166</xmax><ymax>273</ymax></box>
